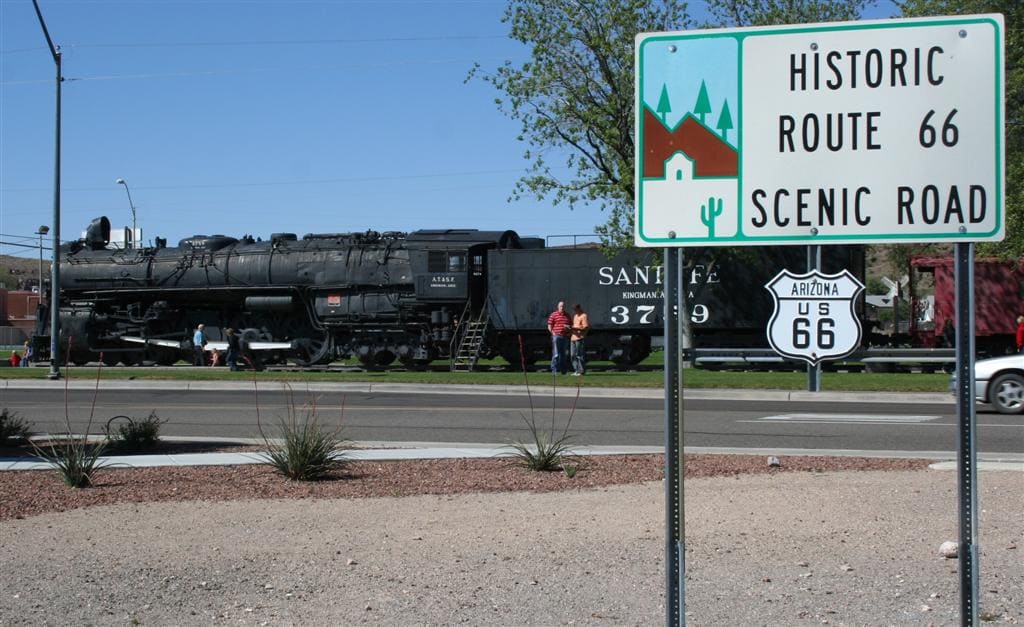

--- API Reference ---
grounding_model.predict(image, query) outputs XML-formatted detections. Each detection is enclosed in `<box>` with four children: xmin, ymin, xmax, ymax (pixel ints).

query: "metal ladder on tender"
<box><xmin>450</xmin><ymin>308</ymin><xmax>490</xmax><ymax>372</ymax></box>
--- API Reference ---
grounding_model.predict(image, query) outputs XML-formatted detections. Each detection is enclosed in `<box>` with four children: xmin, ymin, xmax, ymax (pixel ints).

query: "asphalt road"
<box><xmin>2</xmin><ymin>382</ymin><xmax>1021</xmax><ymax>458</ymax></box>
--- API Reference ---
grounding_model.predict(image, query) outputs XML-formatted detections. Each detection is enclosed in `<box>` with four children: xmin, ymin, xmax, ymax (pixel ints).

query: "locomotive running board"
<box><xmin>120</xmin><ymin>336</ymin><xmax>293</xmax><ymax>352</ymax></box>
<box><xmin>121</xmin><ymin>336</ymin><xmax>185</xmax><ymax>349</ymax></box>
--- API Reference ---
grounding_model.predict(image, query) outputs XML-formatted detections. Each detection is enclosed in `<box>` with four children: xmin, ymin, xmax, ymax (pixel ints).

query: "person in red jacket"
<box><xmin>546</xmin><ymin>301</ymin><xmax>572</xmax><ymax>374</ymax></box>
<box><xmin>1016</xmin><ymin>315</ymin><xmax>1024</xmax><ymax>353</ymax></box>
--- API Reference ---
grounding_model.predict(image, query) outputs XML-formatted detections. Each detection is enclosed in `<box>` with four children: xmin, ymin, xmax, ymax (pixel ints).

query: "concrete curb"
<box><xmin>0</xmin><ymin>378</ymin><xmax>955</xmax><ymax>404</ymax></box>
<box><xmin>4</xmin><ymin>442</ymin><xmax>1021</xmax><ymax>471</ymax></box>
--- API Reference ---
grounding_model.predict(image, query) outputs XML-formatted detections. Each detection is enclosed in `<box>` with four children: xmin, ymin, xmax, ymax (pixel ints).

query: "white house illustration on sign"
<box><xmin>648</xmin><ymin>151</ymin><xmax>737</xmax><ymax>239</ymax></box>
<box><xmin>640</xmin><ymin>101</ymin><xmax>740</xmax><ymax>241</ymax></box>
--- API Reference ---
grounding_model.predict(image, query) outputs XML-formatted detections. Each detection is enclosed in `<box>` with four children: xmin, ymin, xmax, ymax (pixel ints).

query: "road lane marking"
<box><xmin>759</xmin><ymin>413</ymin><xmax>940</xmax><ymax>424</ymax></box>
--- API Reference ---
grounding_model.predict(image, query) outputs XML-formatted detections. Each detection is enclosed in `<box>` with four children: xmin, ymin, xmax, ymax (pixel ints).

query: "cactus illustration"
<box><xmin>700</xmin><ymin>196</ymin><xmax>723</xmax><ymax>238</ymax></box>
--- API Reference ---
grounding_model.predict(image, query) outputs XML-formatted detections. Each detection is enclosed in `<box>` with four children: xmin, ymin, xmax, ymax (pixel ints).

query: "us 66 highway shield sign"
<box><xmin>766</xmin><ymin>269</ymin><xmax>864</xmax><ymax>365</ymax></box>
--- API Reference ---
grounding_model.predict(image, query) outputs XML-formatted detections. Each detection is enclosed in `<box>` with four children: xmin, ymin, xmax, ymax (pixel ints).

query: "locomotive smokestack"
<box><xmin>85</xmin><ymin>216</ymin><xmax>111</xmax><ymax>250</ymax></box>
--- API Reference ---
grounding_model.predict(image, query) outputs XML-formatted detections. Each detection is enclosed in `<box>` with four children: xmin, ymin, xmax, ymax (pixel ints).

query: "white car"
<box><xmin>955</xmin><ymin>354</ymin><xmax>1024</xmax><ymax>414</ymax></box>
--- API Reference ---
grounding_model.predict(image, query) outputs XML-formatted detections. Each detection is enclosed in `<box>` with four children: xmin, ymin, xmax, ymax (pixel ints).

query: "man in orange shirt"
<box><xmin>570</xmin><ymin>303</ymin><xmax>589</xmax><ymax>376</ymax></box>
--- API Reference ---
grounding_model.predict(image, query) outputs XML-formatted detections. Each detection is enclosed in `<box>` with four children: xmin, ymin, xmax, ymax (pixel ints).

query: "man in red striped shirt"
<box><xmin>547</xmin><ymin>301</ymin><xmax>572</xmax><ymax>374</ymax></box>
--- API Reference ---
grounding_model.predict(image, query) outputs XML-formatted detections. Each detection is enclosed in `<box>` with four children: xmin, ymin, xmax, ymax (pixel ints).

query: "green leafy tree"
<box><xmin>656</xmin><ymin>83</ymin><xmax>672</xmax><ymax>125</ymax></box>
<box><xmin>707</xmin><ymin>0</ymin><xmax>869</xmax><ymax>26</ymax></box>
<box><xmin>897</xmin><ymin>0</ymin><xmax>1022</xmax><ymax>259</ymax></box>
<box><xmin>694</xmin><ymin>80</ymin><xmax>712</xmax><ymax>124</ymax></box>
<box><xmin>472</xmin><ymin>0</ymin><xmax>874</xmax><ymax>248</ymax></box>
<box><xmin>716</xmin><ymin>99</ymin><xmax>734</xmax><ymax>141</ymax></box>
<box><xmin>468</xmin><ymin>0</ymin><xmax>693</xmax><ymax>249</ymax></box>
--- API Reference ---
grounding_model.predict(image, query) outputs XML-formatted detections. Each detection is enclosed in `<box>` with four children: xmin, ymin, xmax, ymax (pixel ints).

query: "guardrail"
<box><xmin>688</xmin><ymin>347</ymin><xmax>956</xmax><ymax>369</ymax></box>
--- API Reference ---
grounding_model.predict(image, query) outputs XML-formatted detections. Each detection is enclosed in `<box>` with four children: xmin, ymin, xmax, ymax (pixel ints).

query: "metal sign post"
<box><xmin>806</xmin><ymin>245</ymin><xmax>821</xmax><ymax>391</ymax></box>
<box><xmin>954</xmin><ymin>243</ymin><xmax>979</xmax><ymax>624</ymax></box>
<box><xmin>662</xmin><ymin>246</ymin><xmax>684</xmax><ymax>625</ymax></box>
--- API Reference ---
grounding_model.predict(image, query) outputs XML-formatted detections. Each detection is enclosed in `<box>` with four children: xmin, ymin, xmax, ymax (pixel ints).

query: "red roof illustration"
<box><xmin>642</xmin><ymin>107</ymin><xmax>738</xmax><ymax>179</ymax></box>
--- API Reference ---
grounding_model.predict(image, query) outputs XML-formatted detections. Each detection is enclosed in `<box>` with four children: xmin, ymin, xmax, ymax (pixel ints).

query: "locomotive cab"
<box><xmin>407</xmin><ymin>229</ymin><xmax>523</xmax><ymax>313</ymax></box>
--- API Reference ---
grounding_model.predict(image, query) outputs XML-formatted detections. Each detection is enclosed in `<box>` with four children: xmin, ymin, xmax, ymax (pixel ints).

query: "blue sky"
<box><xmin>1</xmin><ymin>0</ymin><xmax>898</xmax><ymax>259</ymax></box>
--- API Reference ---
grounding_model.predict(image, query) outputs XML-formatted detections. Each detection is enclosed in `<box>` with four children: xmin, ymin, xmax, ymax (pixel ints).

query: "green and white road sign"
<box><xmin>634</xmin><ymin>15</ymin><xmax>1005</xmax><ymax>247</ymax></box>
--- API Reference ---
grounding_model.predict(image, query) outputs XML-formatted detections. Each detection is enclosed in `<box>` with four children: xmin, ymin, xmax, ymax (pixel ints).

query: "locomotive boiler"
<box><xmin>45</xmin><ymin>216</ymin><xmax>524</xmax><ymax>368</ymax></box>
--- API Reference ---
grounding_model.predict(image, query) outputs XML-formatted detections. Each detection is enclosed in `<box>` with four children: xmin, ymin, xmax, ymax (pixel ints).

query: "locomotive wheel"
<box><xmin>100</xmin><ymin>352</ymin><xmax>121</xmax><ymax>367</ymax></box>
<box><xmin>398</xmin><ymin>356</ymin><xmax>432</xmax><ymax>371</ymax></box>
<box><xmin>123</xmin><ymin>351</ymin><xmax>145</xmax><ymax>366</ymax></box>
<box><xmin>153</xmin><ymin>349</ymin><xmax>179</xmax><ymax>366</ymax></box>
<box><xmin>289</xmin><ymin>333</ymin><xmax>332</xmax><ymax>367</ymax></box>
<box><xmin>501</xmin><ymin>351</ymin><xmax>536</xmax><ymax>371</ymax></box>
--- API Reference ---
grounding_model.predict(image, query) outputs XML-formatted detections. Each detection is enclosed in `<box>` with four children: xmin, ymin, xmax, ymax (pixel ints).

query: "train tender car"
<box><xmin>39</xmin><ymin>216</ymin><xmax>524</xmax><ymax>367</ymax></box>
<box><xmin>485</xmin><ymin>245</ymin><xmax>863</xmax><ymax>367</ymax></box>
<box><xmin>910</xmin><ymin>255</ymin><xmax>1024</xmax><ymax>356</ymax></box>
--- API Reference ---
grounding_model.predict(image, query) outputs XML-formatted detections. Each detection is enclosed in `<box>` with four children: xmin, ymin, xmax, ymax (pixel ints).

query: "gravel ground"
<box><xmin>0</xmin><ymin>456</ymin><xmax>1021</xmax><ymax>625</ymax></box>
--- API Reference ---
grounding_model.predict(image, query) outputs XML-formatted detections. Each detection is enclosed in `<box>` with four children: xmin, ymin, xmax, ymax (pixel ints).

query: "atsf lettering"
<box><xmin>430</xmin><ymin>276</ymin><xmax>457</xmax><ymax>288</ymax></box>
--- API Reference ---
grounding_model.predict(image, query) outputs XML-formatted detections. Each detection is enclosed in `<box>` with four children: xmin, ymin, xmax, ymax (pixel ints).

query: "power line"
<box><xmin>0</xmin><ymin>54</ymin><xmax>516</xmax><ymax>85</ymax></box>
<box><xmin>0</xmin><ymin>168</ymin><xmax>526</xmax><ymax>193</ymax></box>
<box><xmin>0</xmin><ymin>240</ymin><xmax>52</xmax><ymax>250</ymax></box>
<box><xmin>0</xmin><ymin>33</ymin><xmax>509</xmax><ymax>56</ymax></box>
<box><xmin>70</xmin><ymin>33</ymin><xmax>509</xmax><ymax>50</ymax></box>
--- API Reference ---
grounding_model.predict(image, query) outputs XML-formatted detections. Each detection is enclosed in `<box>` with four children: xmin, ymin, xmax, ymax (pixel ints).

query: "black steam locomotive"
<box><xmin>35</xmin><ymin>216</ymin><xmax>861</xmax><ymax>369</ymax></box>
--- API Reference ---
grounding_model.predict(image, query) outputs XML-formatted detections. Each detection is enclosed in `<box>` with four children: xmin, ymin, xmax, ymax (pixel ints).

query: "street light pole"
<box><xmin>31</xmin><ymin>0</ymin><xmax>62</xmax><ymax>380</ymax></box>
<box><xmin>116</xmin><ymin>178</ymin><xmax>136</xmax><ymax>248</ymax></box>
<box><xmin>35</xmin><ymin>226</ymin><xmax>49</xmax><ymax>298</ymax></box>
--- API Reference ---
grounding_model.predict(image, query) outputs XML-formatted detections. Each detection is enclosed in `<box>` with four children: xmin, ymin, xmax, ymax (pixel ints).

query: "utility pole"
<box><xmin>31</xmin><ymin>0</ymin><xmax>62</xmax><ymax>379</ymax></box>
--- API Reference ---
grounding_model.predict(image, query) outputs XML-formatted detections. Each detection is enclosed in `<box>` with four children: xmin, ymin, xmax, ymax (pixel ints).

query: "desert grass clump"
<box><xmin>504</xmin><ymin>335</ymin><xmax>582</xmax><ymax>472</ymax></box>
<box><xmin>256</xmin><ymin>385</ymin><xmax>349</xmax><ymax>481</ymax></box>
<box><xmin>0</xmin><ymin>408</ymin><xmax>33</xmax><ymax>445</ymax></box>
<box><xmin>507</xmin><ymin>427</ymin><xmax>577</xmax><ymax>472</ymax></box>
<box><xmin>33</xmin><ymin>436</ymin><xmax>109</xmax><ymax>488</ymax></box>
<box><xmin>104</xmin><ymin>412</ymin><xmax>165</xmax><ymax>452</ymax></box>
<box><xmin>31</xmin><ymin>344</ymin><xmax>110</xmax><ymax>487</ymax></box>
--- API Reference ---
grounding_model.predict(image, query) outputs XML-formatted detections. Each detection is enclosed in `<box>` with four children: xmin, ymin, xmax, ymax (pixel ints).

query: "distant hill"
<box><xmin>0</xmin><ymin>254</ymin><xmax>50</xmax><ymax>291</ymax></box>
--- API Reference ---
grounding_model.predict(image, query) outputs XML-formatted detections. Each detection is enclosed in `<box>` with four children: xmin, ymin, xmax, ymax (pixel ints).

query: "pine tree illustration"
<box><xmin>716</xmin><ymin>99</ymin><xmax>733</xmax><ymax>141</ymax></box>
<box><xmin>694</xmin><ymin>80</ymin><xmax>711</xmax><ymax>124</ymax></box>
<box><xmin>656</xmin><ymin>84</ymin><xmax>672</xmax><ymax>125</ymax></box>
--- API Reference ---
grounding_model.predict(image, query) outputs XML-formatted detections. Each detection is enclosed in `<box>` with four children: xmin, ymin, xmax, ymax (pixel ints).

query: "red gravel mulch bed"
<box><xmin>0</xmin><ymin>454</ymin><xmax>931</xmax><ymax>522</ymax></box>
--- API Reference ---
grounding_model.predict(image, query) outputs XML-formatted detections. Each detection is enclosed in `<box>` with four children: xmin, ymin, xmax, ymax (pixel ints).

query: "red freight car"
<box><xmin>910</xmin><ymin>255</ymin><xmax>1024</xmax><ymax>356</ymax></box>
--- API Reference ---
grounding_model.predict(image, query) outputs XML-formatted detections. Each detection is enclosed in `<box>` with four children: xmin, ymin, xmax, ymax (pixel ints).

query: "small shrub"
<box><xmin>32</xmin><ymin>436</ymin><xmax>109</xmax><ymax>488</ymax></box>
<box><xmin>257</xmin><ymin>389</ymin><xmax>348</xmax><ymax>481</ymax></box>
<box><xmin>105</xmin><ymin>412</ymin><xmax>165</xmax><ymax>452</ymax></box>
<box><xmin>0</xmin><ymin>408</ymin><xmax>32</xmax><ymax>445</ymax></box>
<box><xmin>507</xmin><ymin>427</ymin><xmax>576</xmax><ymax>472</ymax></box>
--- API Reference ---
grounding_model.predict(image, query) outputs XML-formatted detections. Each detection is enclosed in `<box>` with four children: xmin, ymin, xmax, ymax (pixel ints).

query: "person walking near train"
<box><xmin>1016</xmin><ymin>315</ymin><xmax>1024</xmax><ymax>353</ymax></box>
<box><xmin>547</xmin><ymin>301</ymin><xmax>572</xmax><ymax>374</ymax></box>
<box><xmin>570</xmin><ymin>303</ymin><xmax>589</xmax><ymax>376</ymax></box>
<box><xmin>225</xmin><ymin>327</ymin><xmax>240</xmax><ymax>371</ymax></box>
<box><xmin>193</xmin><ymin>323</ymin><xmax>208</xmax><ymax>366</ymax></box>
